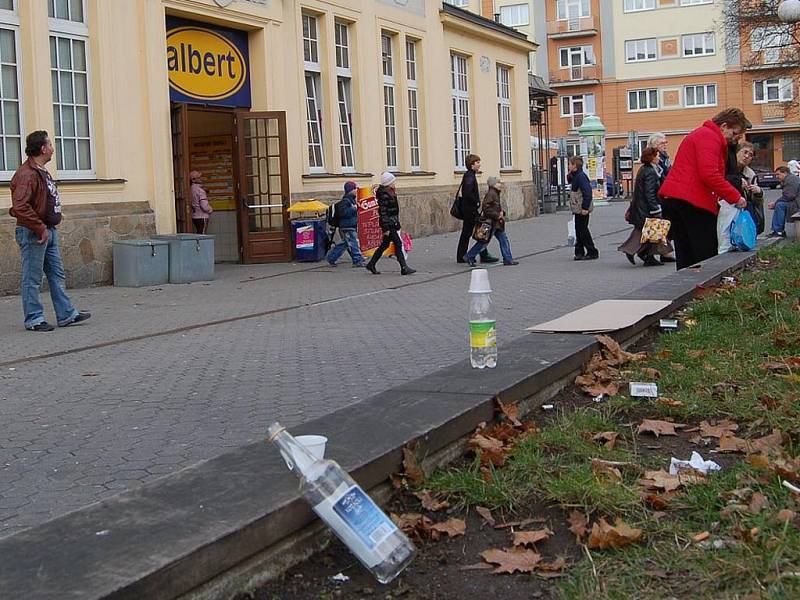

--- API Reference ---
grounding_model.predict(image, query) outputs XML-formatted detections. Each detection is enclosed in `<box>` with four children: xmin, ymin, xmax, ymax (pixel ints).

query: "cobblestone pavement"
<box><xmin>0</xmin><ymin>202</ymin><xmax>692</xmax><ymax>537</ymax></box>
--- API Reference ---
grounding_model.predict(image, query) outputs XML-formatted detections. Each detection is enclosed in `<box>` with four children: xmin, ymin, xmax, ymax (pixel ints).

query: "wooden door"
<box><xmin>170</xmin><ymin>104</ymin><xmax>191</xmax><ymax>233</ymax></box>
<box><xmin>235</xmin><ymin>111</ymin><xmax>291</xmax><ymax>262</ymax></box>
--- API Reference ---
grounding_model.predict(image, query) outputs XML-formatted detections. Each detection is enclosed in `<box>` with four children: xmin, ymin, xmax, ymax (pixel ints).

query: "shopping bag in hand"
<box><xmin>717</xmin><ymin>200</ymin><xmax>739</xmax><ymax>254</ymax></box>
<box><xmin>472</xmin><ymin>221</ymin><xmax>493</xmax><ymax>243</ymax></box>
<box><xmin>730</xmin><ymin>209</ymin><xmax>756</xmax><ymax>251</ymax></box>
<box><xmin>640</xmin><ymin>218</ymin><xmax>671</xmax><ymax>244</ymax></box>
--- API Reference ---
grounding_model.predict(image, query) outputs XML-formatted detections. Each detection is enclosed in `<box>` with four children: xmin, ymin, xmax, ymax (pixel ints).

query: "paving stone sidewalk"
<box><xmin>0</xmin><ymin>203</ymin><xmax>676</xmax><ymax>538</ymax></box>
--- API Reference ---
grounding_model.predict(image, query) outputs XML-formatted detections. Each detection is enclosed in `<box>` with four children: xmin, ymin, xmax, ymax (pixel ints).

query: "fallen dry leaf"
<box><xmin>774</xmin><ymin>509</ymin><xmax>797</xmax><ymax>524</ymax></box>
<box><xmin>567</xmin><ymin>510</ymin><xmax>588</xmax><ymax>542</ymax></box>
<box><xmin>693</xmin><ymin>285</ymin><xmax>718</xmax><ymax>300</ymax></box>
<box><xmin>759</xmin><ymin>357</ymin><xmax>800</xmax><ymax>371</ymax></box>
<box><xmin>512</xmin><ymin>528</ymin><xmax>554</xmax><ymax>548</ymax></box>
<box><xmin>693</xmin><ymin>531</ymin><xmax>710</xmax><ymax>543</ymax></box>
<box><xmin>656</xmin><ymin>397</ymin><xmax>684</xmax><ymax>408</ymax></box>
<box><xmin>587</xmin><ymin>518</ymin><xmax>643</xmax><ymax>550</ymax></box>
<box><xmin>475</xmin><ymin>506</ymin><xmax>495</xmax><ymax>527</ymax></box>
<box><xmin>748</xmin><ymin>492</ymin><xmax>769</xmax><ymax>515</ymax></box>
<box><xmin>390</xmin><ymin>512</ymin><xmax>432</xmax><ymax>538</ymax></box>
<box><xmin>494</xmin><ymin>517</ymin><xmax>546</xmax><ymax>530</ymax></box>
<box><xmin>699</xmin><ymin>419</ymin><xmax>739</xmax><ymax>438</ymax></box>
<box><xmin>641</xmin><ymin>470</ymin><xmax>682</xmax><ymax>493</ymax></box>
<box><xmin>592</xmin><ymin>458</ymin><xmax>624</xmax><ymax>483</ymax></box>
<box><xmin>469</xmin><ymin>433</ymin><xmax>508</xmax><ymax>467</ymax></box>
<box><xmin>496</xmin><ymin>398</ymin><xmax>522</xmax><ymax>427</ymax></box>
<box><xmin>687</xmin><ymin>349</ymin><xmax>706</xmax><ymax>359</ymax></box>
<box><xmin>596</xmin><ymin>334</ymin><xmax>645</xmax><ymax>366</ymax></box>
<box><xmin>429</xmin><ymin>518</ymin><xmax>466</xmax><ymax>539</ymax></box>
<box><xmin>414</xmin><ymin>489</ymin><xmax>449</xmax><ymax>512</ymax></box>
<box><xmin>402</xmin><ymin>447</ymin><xmax>425</xmax><ymax>486</ymax></box>
<box><xmin>657</xmin><ymin>350</ymin><xmax>673</xmax><ymax>360</ymax></box>
<box><xmin>641</xmin><ymin>368</ymin><xmax>661</xmax><ymax>380</ymax></box>
<box><xmin>481</xmin><ymin>547</ymin><xmax>542</xmax><ymax>574</ymax></box>
<box><xmin>592</xmin><ymin>431</ymin><xmax>619</xmax><ymax>450</ymax></box>
<box><xmin>643</xmin><ymin>493</ymin><xmax>672</xmax><ymax>510</ymax></box>
<box><xmin>719</xmin><ymin>430</ymin><xmax>783</xmax><ymax>454</ymax></box>
<box><xmin>638</xmin><ymin>419</ymin><xmax>687</xmax><ymax>437</ymax></box>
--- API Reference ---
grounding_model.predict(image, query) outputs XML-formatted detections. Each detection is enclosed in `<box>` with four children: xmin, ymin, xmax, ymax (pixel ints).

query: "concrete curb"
<box><xmin>0</xmin><ymin>243</ymin><xmax>777</xmax><ymax>600</ymax></box>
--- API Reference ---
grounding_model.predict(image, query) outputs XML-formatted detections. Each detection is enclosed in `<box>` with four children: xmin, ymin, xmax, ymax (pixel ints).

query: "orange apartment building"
<box><xmin>469</xmin><ymin>0</ymin><xmax>799</xmax><ymax>172</ymax></box>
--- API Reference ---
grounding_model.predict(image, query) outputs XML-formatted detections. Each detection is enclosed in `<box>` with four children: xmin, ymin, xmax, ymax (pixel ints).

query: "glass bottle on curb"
<box><xmin>468</xmin><ymin>269</ymin><xmax>497</xmax><ymax>368</ymax></box>
<box><xmin>267</xmin><ymin>423</ymin><xmax>416</xmax><ymax>584</ymax></box>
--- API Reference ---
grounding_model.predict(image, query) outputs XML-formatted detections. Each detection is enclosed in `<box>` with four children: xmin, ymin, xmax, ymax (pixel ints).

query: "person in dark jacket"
<box><xmin>734</xmin><ymin>142</ymin><xmax>765</xmax><ymax>235</ymax></box>
<box><xmin>365</xmin><ymin>172</ymin><xmax>416</xmax><ymax>275</ymax></box>
<box><xmin>463</xmin><ymin>176</ymin><xmax>518</xmax><ymax>266</ymax></box>
<box><xmin>659</xmin><ymin>108</ymin><xmax>749</xmax><ymax>270</ymax></box>
<box><xmin>326</xmin><ymin>180</ymin><xmax>366</xmax><ymax>267</ymax></box>
<box><xmin>456</xmin><ymin>154</ymin><xmax>498</xmax><ymax>264</ymax></box>
<box><xmin>618</xmin><ymin>147</ymin><xmax>665</xmax><ymax>267</ymax></box>
<box><xmin>569</xmin><ymin>156</ymin><xmax>598</xmax><ymax>260</ymax></box>
<box><xmin>646</xmin><ymin>132</ymin><xmax>676</xmax><ymax>263</ymax></box>
<box><xmin>768</xmin><ymin>166</ymin><xmax>800</xmax><ymax>237</ymax></box>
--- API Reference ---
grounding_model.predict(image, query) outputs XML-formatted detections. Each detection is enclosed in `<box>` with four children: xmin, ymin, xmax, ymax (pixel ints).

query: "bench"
<box><xmin>791</xmin><ymin>211</ymin><xmax>800</xmax><ymax>240</ymax></box>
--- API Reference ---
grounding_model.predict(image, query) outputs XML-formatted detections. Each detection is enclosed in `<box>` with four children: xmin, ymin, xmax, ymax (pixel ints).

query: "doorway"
<box><xmin>749</xmin><ymin>133</ymin><xmax>774</xmax><ymax>171</ymax></box>
<box><xmin>170</xmin><ymin>104</ymin><xmax>292</xmax><ymax>263</ymax></box>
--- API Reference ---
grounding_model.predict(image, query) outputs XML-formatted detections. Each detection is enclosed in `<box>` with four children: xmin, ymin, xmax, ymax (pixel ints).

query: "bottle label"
<box><xmin>470</xmin><ymin>320</ymin><xmax>496</xmax><ymax>349</ymax></box>
<box><xmin>331</xmin><ymin>485</ymin><xmax>398</xmax><ymax>550</ymax></box>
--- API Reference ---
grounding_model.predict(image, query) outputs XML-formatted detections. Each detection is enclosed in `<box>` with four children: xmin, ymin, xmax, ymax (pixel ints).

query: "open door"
<box><xmin>170</xmin><ymin>104</ymin><xmax>191</xmax><ymax>233</ymax></box>
<box><xmin>235</xmin><ymin>111</ymin><xmax>291</xmax><ymax>262</ymax></box>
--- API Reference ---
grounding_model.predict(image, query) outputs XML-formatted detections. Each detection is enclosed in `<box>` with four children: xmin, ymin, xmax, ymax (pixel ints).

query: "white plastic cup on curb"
<box><xmin>468</xmin><ymin>269</ymin><xmax>492</xmax><ymax>294</ymax></box>
<box><xmin>280</xmin><ymin>434</ymin><xmax>328</xmax><ymax>470</ymax></box>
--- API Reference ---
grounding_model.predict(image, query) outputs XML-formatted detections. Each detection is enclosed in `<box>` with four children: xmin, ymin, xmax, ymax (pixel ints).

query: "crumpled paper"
<box><xmin>669</xmin><ymin>451</ymin><xmax>721</xmax><ymax>476</ymax></box>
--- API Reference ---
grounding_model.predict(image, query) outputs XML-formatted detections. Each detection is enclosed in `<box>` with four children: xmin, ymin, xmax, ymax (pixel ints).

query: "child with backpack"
<box><xmin>325</xmin><ymin>181</ymin><xmax>366</xmax><ymax>267</ymax></box>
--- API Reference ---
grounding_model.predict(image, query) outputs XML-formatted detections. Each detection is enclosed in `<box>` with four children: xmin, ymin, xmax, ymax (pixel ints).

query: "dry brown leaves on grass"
<box><xmin>656</xmin><ymin>397</ymin><xmax>684</xmax><ymax>408</ymax></box>
<box><xmin>698</xmin><ymin>419</ymin><xmax>739</xmax><ymax>438</ymax></box>
<box><xmin>413</xmin><ymin>489</ymin><xmax>449</xmax><ymax>512</ymax></box>
<box><xmin>391</xmin><ymin>513</ymin><xmax>466</xmax><ymax>541</ymax></box>
<box><xmin>592</xmin><ymin>431</ymin><xmax>619</xmax><ymax>449</ymax></box>
<box><xmin>760</xmin><ymin>357</ymin><xmax>800</xmax><ymax>371</ymax></box>
<box><xmin>638</xmin><ymin>419</ymin><xmax>687</xmax><ymax>437</ymax></box>
<box><xmin>574</xmin><ymin>335</ymin><xmax>645</xmax><ymax>397</ymax></box>
<box><xmin>391</xmin><ymin>446</ymin><xmax>425</xmax><ymax>489</ymax></box>
<box><xmin>475</xmin><ymin>506</ymin><xmax>495</xmax><ymax>527</ymax></box>
<box><xmin>717</xmin><ymin>430</ymin><xmax>783</xmax><ymax>454</ymax></box>
<box><xmin>480</xmin><ymin>547</ymin><xmax>542</xmax><ymax>574</ymax></box>
<box><xmin>748</xmin><ymin>452</ymin><xmax>800</xmax><ymax>483</ymax></box>
<box><xmin>512</xmin><ymin>528</ymin><xmax>554</xmax><ymax>548</ymax></box>
<box><xmin>591</xmin><ymin>458</ymin><xmax>631</xmax><ymax>483</ymax></box>
<box><xmin>640</xmin><ymin>469</ymin><xmax>705</xmax><ymax>493</ymax></box>
<box><xmin>567</xmin><ymin>510</ymin><xmax>588</xmax><ymax>542</ymax></box>
<box><xmin>587</xmin><ymin>518</ymin><xmax>643</xmax><ymax>550</ymax></box>
<box><xmin>467</xmin><ymin>402</ymin><xmax>540</xmax><ymax>469</ymax></box>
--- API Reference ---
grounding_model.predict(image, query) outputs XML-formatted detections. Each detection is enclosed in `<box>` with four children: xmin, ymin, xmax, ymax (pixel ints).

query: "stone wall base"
<box><xmin>0</xmin><ymin>202</ymin><xmax>156</xmax><ymax>296</ymax></box>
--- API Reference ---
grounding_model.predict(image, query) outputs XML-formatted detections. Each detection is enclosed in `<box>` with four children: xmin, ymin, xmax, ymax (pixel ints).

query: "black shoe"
<box><xmin>27</xmin><ymin>321</ymin><xmax>55</xmax><ymax>332</ymax></box>
<box><xmin>456</xmin><ymin>258</ymin><xmax>467</xmax><ymax>264</ymax></box>
<box><xmin>642</xmin><ymin>256</ymin><xmax>664</xmax><ymax>267</ymax></box>
<box><xmin>62</xmin><ymin>312</ymin><xmax>91</xmax><ymax>326</ymax></box>
<box><xmin>585</xmin><ymin>253</ymin><xmax>599</xmax><ymax>260</ymax></box>
<box><xmin>365</xmin><ymin>262</ymin><xmax>380</xmax><ymax>275</ymax></box>
<box><xmin>480</xmin><ymin>255</ymin><xmax>500</xmax><ymax>264</ymax></box>
<box><xmin>503</xmin><ymin>260</ymin><xmax>519</xmax><ymax>266</ymax></box>
<box><xmin>574</xmin><ymin>255</ymin><xmax>586</xmax><ymax>261</ymax></box>
<box><xmin>659</xmin><ymin>256</ymin><xmax>676</xmax><ymax>263</ymax></box>
<box><xmin>401</xmin><ymin>267</ymin><xmax>416</xmax><ymax>275</ymax></box>
<box><xmin>625</xmin><ymin>253</ymin><xmax>636</xmax><ymax>265</ymax></box>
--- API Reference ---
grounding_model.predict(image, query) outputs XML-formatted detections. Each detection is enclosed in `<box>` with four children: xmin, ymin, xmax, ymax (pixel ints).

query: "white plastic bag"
<box><xmin>717</xmin><ymin>200</ymin><xmax>739</xmax><ymax>254</ymax></box>
<box><xmin>567</xmin><ymin>219</ymin><xmax>576</xmax><ymax>246</ymax></box>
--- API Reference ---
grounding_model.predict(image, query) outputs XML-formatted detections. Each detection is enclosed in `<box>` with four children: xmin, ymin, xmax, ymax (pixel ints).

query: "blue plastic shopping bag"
<box><xmin>730</xmin><ymin>209</ymin><xmax>757</xmax><ymax>251</ymax></box>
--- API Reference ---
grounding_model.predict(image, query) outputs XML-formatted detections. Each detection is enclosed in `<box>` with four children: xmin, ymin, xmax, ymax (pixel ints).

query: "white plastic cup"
<box><xmin>468</xmin><ymin>268</ymin><xmax>492</xmax><ymax>294</ymax></box>
<box><xmin>295</xmin><ymin>435</ymin><xmax>327</xmax><ymax>460</ymax></box>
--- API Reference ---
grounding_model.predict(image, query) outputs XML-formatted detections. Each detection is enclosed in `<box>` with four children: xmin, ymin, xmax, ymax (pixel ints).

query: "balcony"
<box><xmin>546</xmin><ymin>15</ymin><xmax>599</xmax><ymax>39</ymax></box>
<box><xmin>548</xmin><ymin>65</ymin><xmax>600</xmax><ymax>88</ymax></box>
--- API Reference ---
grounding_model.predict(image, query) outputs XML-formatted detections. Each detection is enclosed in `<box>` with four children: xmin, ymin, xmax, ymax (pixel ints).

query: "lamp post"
<box><xmin>778</xmin><ymin>0</ymin><xmax>800</xmax><ymax>23</ymax></box>
<box><xmin>577</xmin><ymin>114</ymin><xmax>607</xmax><ymax>204</ymax></box>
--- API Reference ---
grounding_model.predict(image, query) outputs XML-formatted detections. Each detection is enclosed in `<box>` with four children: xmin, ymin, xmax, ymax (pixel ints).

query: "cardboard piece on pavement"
<box><xmin>526</xmin><ymin>299</ymin><xmax>672</xmax><ymax>334</ymax></box>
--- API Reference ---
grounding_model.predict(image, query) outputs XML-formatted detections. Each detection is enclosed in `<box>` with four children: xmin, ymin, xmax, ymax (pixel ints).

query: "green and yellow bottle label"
<box><xmin>470</xmin><ymin>320</ymin><xmax>497</xmax><ymax>349</ymax></box>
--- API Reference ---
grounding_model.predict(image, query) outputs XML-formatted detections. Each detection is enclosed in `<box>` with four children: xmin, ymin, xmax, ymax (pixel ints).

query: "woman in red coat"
<box><xmin>659</xmin><ymin>108</ymin><xmax>749</xmax><ymax>270</ymax></box>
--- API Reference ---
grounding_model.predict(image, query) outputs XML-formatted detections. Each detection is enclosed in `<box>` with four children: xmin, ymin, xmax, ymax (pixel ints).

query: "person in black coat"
<box><xmin>618</xmin><ymin>146</ymin><xmax>666</xmax><ymax>267</ymax></box>
<box><xmin>456</xmin><ymin>154</ymin><xmax>498</xmax><ymax>264</ymax></box>
<box><xmin>569</xmin><ymin>156</ymin><xmax>598</xmax><ymax>260</ymax></box>
<box><xmin>365</xmin><ymin>172</ymin><xmax>416</xmax><ymax>275</ymax></box>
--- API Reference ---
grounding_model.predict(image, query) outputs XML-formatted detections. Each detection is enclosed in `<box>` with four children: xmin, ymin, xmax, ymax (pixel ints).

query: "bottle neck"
<box><xmin>268</xmin><ymin>423</ymin><xmax>319</xmax><ymax>476</ymax></box>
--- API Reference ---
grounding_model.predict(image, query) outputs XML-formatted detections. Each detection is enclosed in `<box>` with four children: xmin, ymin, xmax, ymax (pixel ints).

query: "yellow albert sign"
<box><xmin>166</xmin><ymin>25</ymin><xmax>248</xmax><ymax>103</ymax></box>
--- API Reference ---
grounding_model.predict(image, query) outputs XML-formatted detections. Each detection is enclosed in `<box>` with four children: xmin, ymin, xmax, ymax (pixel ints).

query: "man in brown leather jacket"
<box><xmin>11</xmin><ymin>130</ymin><xmax>90</xmax><ymax>331</ymax></box>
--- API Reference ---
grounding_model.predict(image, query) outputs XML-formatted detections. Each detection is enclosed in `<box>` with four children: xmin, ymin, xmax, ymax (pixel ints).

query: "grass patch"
<box><xmin>425</xmin><ymin>244</ymin><xmax>800</xmax><ymax>599</ymax></box>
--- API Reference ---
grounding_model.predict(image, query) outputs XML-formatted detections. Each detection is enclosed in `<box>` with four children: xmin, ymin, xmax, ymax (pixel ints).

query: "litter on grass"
<box><xmin>630</xmin><ymin>382</ymin><xmax>659</xmax><ymax>398</ymax></box>
<box><xmin>669</xmin><ymin>451</ymin><xmax>721</xmax><ymax>476</ymax></box>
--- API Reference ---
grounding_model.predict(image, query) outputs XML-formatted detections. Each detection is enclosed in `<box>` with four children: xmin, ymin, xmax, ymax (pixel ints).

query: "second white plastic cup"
<box><xmin>295</xmin><ymin>435</ymin><xmax>328</xmax><ymax>460</ymax></box>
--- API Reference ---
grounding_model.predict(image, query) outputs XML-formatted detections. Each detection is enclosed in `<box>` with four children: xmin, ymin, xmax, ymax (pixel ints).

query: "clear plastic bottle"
<box><xmin>468</xmin><ymin>269</ymin><xmax>497</xmax><ymax>369</ymax></box>
<box><xmin>267</xmin><ymin>423</ymin><xmax>416</xmax><ymax>584</ymax></box>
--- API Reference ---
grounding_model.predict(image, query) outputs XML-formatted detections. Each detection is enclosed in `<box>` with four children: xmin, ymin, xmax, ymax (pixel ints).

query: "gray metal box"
<box><xmin>112</xmin><ymin>240</ymin><xmax>170</xmax><ymax>287</ymax></box>
<box><xmin>152</xmin><ymin>234</ymin><xmax>215</xmax><ymax>284</ymax></box>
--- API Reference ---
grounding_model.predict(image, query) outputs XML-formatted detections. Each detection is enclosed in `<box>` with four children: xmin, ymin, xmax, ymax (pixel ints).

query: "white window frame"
<box><xmin>684</xmin><ymin>83</ymin><xmax>717</xmax><ymax>107</ymax></box>
<box><xmin>627</xmin><ymin>88</ymin><xmax>659</xmax><ymax>112</ymax></box>
<box><xmin>302</xmin><ymin>13</ymin><xmax>324</xmax><ymax>173</ymax></box>
<box><xmin>559</xmin><ymin>45</ymin><xmax>595</xmax><ymax>68</ymax></box>
<box><xmin>49</xmin><ymin>0</ymin><xmax>94</xmax><ymax>178</ymax></box>
<box><xmin>625</xmin><ymin>38</ymin><xmax>657</xmax><ymax>63</ymax></box>
<box><xmin>624</xmin><ymin>0</ymin><xmax>655</xmax><ymax>13</ymax></box>
<box><xmin>682</xmin><ymin>33</ymin><xmax>715</xmax><ymax>57</ymax></box>
<box><xmin>753</xmin><ymin>78</ymin><xmax>794</xmax><ymax>104</ymax></box>
<box><xmin>499</xmin><ymin>4</ymin><xmax>529</xmax><ymax>27</ymax></box>
<box><xmin>334</xmin><ymin>21</ymin><xmax>354</xmax><ymax>172</ymax></box>
<box><xmin>559</xmin><ymin>93</ymin><xmax>595</xmax><ymax>117</ymax></box>
<box><xmin>406</xmin><ymin>38</ymin><xmax>421</xmax><ymax>171</ymax></box>
<box><xmin>302</xmin><ymin>13</ymin><xmax>319</xmax><ymax>68</ymax></box>
<box><xmin>334</xmin><ymin>21</ymin><xmax>349</xmax><ymax>71</ymax></box>
<box><xmin>444</xmin><ymin>0</ymin><xmax>469</xmax><ymax>6</ymax></box>
<box><xmin>0</xmin><ymin>5</ymin><xmax>23</xmax><ymax>180</ymax></box>
<box><xmin>496</xmin><ymin>65</ymin><xmax>513</xmax><ymax>169</ymax></box>
<box><xmin>680</xmin><ymin>0</ymin><xmax>712</xmax><ymax>5</ymax></box>
<box><xmin>451</xmin><ymin>53</ymin><xmax>471</xmax><ymax>170</ymax></box>
<box><xmin>381</xmin><ymin>33</ymin><xmax>397</xmax><ymax>170</ymax></box>
<box><xmin>556</xmin><ymin>0</ymin><xmax>590</xmax><ymax>20</ymax></box>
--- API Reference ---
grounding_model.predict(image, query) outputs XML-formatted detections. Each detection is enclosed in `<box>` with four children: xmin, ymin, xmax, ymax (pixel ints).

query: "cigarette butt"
<box><xmin>541</xmin><ymin>404</ymin><xmax>554</xmax><ymax>410</ymax></box>
<box><xmin>783</xmin><ymin>480</ymin><xmax>800</xmax><ymax>495</ymax></box>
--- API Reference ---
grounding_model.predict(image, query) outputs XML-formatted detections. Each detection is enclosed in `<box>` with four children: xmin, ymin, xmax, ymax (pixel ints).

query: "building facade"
<box><xmin>473</xmin><ymin>0</ymin><xmax>799</xmax><ymax>173</ymax></box>
<box><xmin>0</xmin><ymin>0</ymin><xmax>535</xmax><ymax>295</ymax></box>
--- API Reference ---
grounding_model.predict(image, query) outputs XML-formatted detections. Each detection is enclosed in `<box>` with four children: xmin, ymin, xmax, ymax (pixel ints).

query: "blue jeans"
<box><xmin>15</xmin><ymin>226</ymin><xmax>78</xmax><ymax>328</ymax></box>
<box><xmin>771</xmin><ymin>201</ymin><xmax>792</xmax><ymax>234</ymax></box>
<box><xmin>466</xmin><ymin>230</ymin><xmax>513</xmax><ymax>262</ymax></box>
<box><xmin>326</xmin><ymin>228</ymin><xmax>365</xmax><ymax>265</ymax></box>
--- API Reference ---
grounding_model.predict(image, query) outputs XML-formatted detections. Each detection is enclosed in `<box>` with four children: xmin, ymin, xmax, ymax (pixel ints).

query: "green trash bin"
<box><xmin>152</xmin><ymin>234</ymin><xmax>215</xmax><ymax>283</ymax></box>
